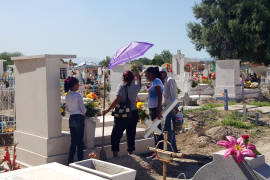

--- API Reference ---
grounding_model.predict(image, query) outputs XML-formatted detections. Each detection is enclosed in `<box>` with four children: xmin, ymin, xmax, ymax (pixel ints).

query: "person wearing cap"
<box><xmin>160</xmin><ymin>67</ymin><xmax>178</xmax><ymax>152</ymax></box>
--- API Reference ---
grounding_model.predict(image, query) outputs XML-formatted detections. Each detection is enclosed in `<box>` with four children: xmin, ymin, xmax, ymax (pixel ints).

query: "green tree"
<box><xmin>99</xmin><ymin>56</ymin><xmax>111</xmax><ymax>67</ymax></box>
<box><xmin>0</xmin><ymin>52</ymin><xmax>23</xmax><ymax>70</ymax></box>
<box><xmin>132</xmin><ymin>57</ymin><xmax>152</xmax><ymax>65</ymax></box>
<box><xmin>187</xmin><ymin>0</ymin><xmax>270</xmax><ymax>65</ymax></box>
<box><xmin>160</xmin><ymin>50</ymin><xmax>173</xmax><ymax>64</ymax></box>
<box><xmin>152</xmin><ymin>54</ymin><xmax>164</xmax><ymax>66</ymax></box>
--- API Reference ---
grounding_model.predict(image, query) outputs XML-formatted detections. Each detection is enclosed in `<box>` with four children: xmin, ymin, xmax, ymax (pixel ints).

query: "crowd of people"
<box><xmin>64</xmin><ymin>66</ymin><xmax>180</xmax><ymax>163</ymax></box>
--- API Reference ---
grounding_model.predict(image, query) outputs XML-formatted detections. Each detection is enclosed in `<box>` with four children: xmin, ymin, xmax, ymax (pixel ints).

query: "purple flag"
<box><xmin>109</xmin><ymin>41</ymin><xmax>153</xmax><ymax>69</ymax></box>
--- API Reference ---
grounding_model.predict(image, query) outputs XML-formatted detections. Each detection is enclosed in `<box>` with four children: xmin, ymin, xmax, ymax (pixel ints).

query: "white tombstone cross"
<box><xmin>144</xmin><ymin>99</ymin><xmax>178</xmax><ymax>138</ymax></box>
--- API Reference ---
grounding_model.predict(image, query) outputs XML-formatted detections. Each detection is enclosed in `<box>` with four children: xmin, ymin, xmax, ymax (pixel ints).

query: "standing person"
<box><xmin>145</xmin><ymin>67</ymin><xmax>164</xmax><ymax>156</ymax></box>
<box><xmin>65</xmin><ymin>77</ymin><xmax>86</xmax><ymax>164</ymax></box>
<box><xmin>160</xmin><ymin>68</ymin><xmax>178</xmax><ymax>152</ymax></box>
<box><xmin>103</xmin><ymin>71</ymin><xmax>141</xmax><ymax>157</ymax></box>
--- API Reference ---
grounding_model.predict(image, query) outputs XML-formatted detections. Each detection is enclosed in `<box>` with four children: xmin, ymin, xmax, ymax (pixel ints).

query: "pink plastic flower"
<box><xmin>217</xmin><ymin>136</ymin><xmax>256</xmax><ymax>163</ymax></box>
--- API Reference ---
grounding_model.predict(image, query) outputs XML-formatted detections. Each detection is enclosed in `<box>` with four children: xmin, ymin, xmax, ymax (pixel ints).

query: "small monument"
<box><xmin>12</xmin><ymin>54</ymin><xmax>76</xmax><ymax>166</ymax></box>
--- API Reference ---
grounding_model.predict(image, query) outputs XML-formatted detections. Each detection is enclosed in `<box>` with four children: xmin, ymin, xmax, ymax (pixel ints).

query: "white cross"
<box><xmin>144</xmin><ymin>99</ymin><xmax>178</xmax><ymax>138</ymax></box>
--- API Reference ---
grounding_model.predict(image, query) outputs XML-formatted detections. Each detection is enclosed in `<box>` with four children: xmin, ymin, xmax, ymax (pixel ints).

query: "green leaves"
<box><xmin>0</xmin><ymin>52</ymin><xmax>23</xmax><ymax>71</ymax></box>
<box><xmin>187</xmin><ymin>0</ymin><xmax>270</xmax><ymax>65</ymax></box>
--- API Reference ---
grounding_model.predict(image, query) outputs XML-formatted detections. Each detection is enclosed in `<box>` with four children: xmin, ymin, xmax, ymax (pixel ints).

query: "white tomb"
<box><xmin>0</xmin><ymin>162</ymin><xmax>107</xmax><ymax>180</ymax></box>
<box><xmin>12</xmin><ymin>54</ymin><xmax>76</xmax><ymax>166</ymax></box>
<box><xmin>215</xmin><ymin>60</ymin><xmax>242</xmax><ymax>99</ymax></box>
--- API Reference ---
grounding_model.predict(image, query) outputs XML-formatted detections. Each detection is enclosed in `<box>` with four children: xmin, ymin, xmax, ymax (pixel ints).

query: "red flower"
<box><xmin>242</xmin><ymin>135</ymin><xmax>249</xmax><ymax>139</ymax></box>
<box><xmin>202</xmin><ymin>76</ymin><xmax>207</xmax><ymax>79</ymax></box>
<box><xmin>88</xmin><ymin>152</ymin><xmax>97</xmax><ymax>159</ymax></box>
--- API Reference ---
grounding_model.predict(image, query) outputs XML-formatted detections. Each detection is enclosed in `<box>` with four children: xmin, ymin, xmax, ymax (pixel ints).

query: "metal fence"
<box><xmin>0</xmin><ymin>77</ymin><xmax>15</xmax><ymax>88</ymax></box>
<box><xmin>0</xmin><ymin>87</ymin><xmax>15</xmax><ymax>134</ymax></box>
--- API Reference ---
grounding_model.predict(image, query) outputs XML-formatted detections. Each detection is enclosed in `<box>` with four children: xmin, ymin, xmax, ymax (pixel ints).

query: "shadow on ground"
<box><xmin>107</xmin><ymin>153</ymin><xmax>212</xmax><ymax>180</ymax></box>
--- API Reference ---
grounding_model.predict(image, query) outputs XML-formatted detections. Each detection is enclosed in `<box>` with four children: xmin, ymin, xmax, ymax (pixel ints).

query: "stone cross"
<box><xmin>144</xmin><ymin>99</ymin><xmax>178</xmax><ymax>138</ymax></box>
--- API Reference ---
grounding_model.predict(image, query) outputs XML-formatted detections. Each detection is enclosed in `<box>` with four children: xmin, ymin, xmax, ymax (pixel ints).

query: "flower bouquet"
<box><xmin>201</xmin><ymin>76</ymin><xmax>208</xmax><ymax>84</ymax></box>
<box><xmin>61</xmin><ymin>103</ymin><xmax>66</xmax><ymax>117</ymax></box>
<box><xmin>136</xmin><ymin>100</ymin><xmax>149</xmax><ymax>123</ymax></box>
<box><xmin>184</xmin><ymin>64</ymin><xmax>191</xmax><ymax>72</ymax></box>
<box><xmin>86</xmin><ymin>92</ymin><xmax>99</xmax><ymax>100</ymax></box>
<box><xmin>84</xmin><ymin>99</ymin><xmax>100</xmax><ymax>118</ymax></box>
<box><xmin>190</xmin><ymin>73</ymin><xmax>200</xmax><ymax>88</ymax></box>
<box><xmin>211</xmin><ymin>72</ymin><xmax>216</xmax><ymax>80</ymax></box>
<box><xmin>131</xmin><ymin>63</ymin><xmax>143</xmax><ymax>73</ymax></box>
<box><xmin>0</xmin><ymin>144</ymin><xmax>20</xmax><ymax>172</ymax></box>
<box><xmin>217</xmin><ymin>135</ymin><xmax>261</xmax><ymax>163</ymax></box>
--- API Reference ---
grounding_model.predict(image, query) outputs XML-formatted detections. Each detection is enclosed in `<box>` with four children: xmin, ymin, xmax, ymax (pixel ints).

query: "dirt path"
<box><xmin>254</xmin><ymin>134</ymin><xmax>270</xmax><ymax>162</ymax></box>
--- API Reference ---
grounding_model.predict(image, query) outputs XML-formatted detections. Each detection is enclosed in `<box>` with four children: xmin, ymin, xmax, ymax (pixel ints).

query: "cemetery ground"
<box><xmin>1</xmin><ymin>99</ymin><xmax>270</xmax><ymax>179</ymax></box>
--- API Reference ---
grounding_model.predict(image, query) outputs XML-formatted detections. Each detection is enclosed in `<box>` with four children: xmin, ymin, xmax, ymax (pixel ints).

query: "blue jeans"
<box><xmin>163</xmin><ymin>110</ymin><xmax>178</xmax><ymax>152</ymax></box>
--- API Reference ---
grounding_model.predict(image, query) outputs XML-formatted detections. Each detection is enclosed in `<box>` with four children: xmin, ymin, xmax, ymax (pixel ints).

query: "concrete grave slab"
<box><xmin>70</xmin><ymin>159</ymin><xmax>136</xmax><ymax>180</ymax></box>
<box><xmin>0</xmin><ymin>162</ymin><xmax>106</xmax><ymax>180</ymax></box>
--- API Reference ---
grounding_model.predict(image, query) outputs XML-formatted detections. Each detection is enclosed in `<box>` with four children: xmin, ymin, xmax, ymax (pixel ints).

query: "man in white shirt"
<box><xmin>160</xmin><ymin>68</ymin><xmax>178</xmax><ymax>152</ymax></box>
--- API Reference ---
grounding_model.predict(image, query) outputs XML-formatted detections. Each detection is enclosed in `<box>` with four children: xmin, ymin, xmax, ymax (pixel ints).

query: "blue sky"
<box><xmin>0</xmin><ymin>0</ymin><xmax>209</xmax><ymax>62</ymax></box>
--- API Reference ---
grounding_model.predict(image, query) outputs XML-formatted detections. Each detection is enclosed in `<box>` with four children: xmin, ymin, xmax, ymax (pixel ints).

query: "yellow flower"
<box><xmin>63</xmin><ymin>92</ymin><xmax>67</xmax><ymax>96</ymax></box>
<box><xmin>93</xmin><ymin>102</ymin><xmax>99</xmax><ymax>107</ymax></box>
<box><xmin>136</xmin><ymin>102</ymin><xmax>144</xmax><ymax>109</ymax></box>
<box><xmin>61</xmin><ymin>108</ymin><xmax>64</xmax><ymax>113</ymax></box>
<box><xmin>86</xmin><ymin>92</ymin><xmax>98</xmax><ymax>100</ymax></box>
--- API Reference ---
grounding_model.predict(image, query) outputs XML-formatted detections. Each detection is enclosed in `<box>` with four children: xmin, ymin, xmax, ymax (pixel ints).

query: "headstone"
<box><xmin>215</xmin><ymin>60</ymin><xmax>242</xmax><ymax>99</ymax></box>
<box><xmin>1</xmin><ymin>162</ymin><xmax>107</xmax><ymax>180</ymax></box>
<box><xmin>70</xmin><ymin>159</ymin><xmax>136</xmax><ymax>180</ymax></box>
<box><xmin>12</xmin><ymin>54</ymin><xmax>76</xmax><ymax>166</ymax></box>
<box><xmin>192</xmin><ymin>150</ymin><xmax>270</xmax><ymax>180</ymax></box>
<box><xmin>0</xmin><ymin>59</ymin><xmax>6</xmax><ymax>78</ymax></box>
<box><xmin>109</xmin><ymin>64</ymin><xmax>131</xmax><ymax>102</ymax></box>
<box><xmin>183</xmin><ymin>92</ymin><xmax>191</xmax><ymax>106</ymax></box>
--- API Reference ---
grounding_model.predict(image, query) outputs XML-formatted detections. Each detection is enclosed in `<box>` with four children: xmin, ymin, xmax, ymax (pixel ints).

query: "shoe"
<box><xmin>113</xmin><ymin>152</ymin><xmax>118</xmax><ymax>157</ymax></box>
